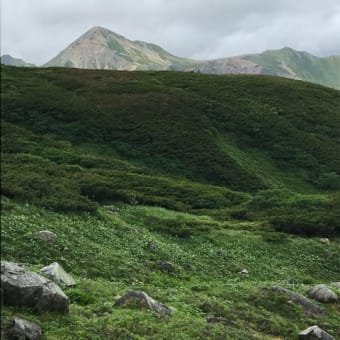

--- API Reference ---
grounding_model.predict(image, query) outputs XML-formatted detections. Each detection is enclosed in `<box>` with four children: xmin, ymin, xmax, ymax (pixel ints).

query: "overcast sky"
<box><xmin>1</xmin><ymin>0</ymin><xmax>340</xmax><ymax>65</ymax></box>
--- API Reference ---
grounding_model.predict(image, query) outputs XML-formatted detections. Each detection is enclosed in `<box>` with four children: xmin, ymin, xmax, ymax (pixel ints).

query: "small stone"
<box><xmin>184</xmin><ymin>263</ymin><xmax>195</xmax><ymax>271</ymax></box>
<box><xmin>287</xmin><ymin>278</ymin><xmax>299</xmax><ymax>284</ymax></box>
<box><xmin>200</xmin><ymin>302</ymin><xmax>214</xmax><ymax>313</ymax></box>
<box><xmin>114</xmin><ymin>290</ymin><xmax>175</xmax><ymax>315</ymax></box>
<box><xmin>34</xmin><ymin>230</ymin><xmax>57</xmax><ymax>243</ymax></box>
<box><xmin>299</xmin><ymin>325</ymin><xmax>335</xmax><ymax>340</ymax></box>
<box><xmin>40</xmin><ymin>262</ymin><xmax>76</xmax><ymax>286</ymax></box>
<box><xmin>207</xmin><ymin>317</ymin><xmax>237</xmax><ymax>326</ymax></box>
<box><xmin>3</xmin><ymin>317</ymin><xmax>42</xmax><ymax>340</ymax></box>
<box><xmin>319</xmin><ymin>238</ymin><xmax>330</xmax><ymax>245</ymax></box>
<box><xmin>147</xmin><ymin>242</ymin><xmax>159</xmax><ymax>252</ymax></box>
<box><xmin>239</xmin><ymin>269</ymin><xmax>249</xmax><ymax>275</ymax></box>
<box><xmin>160</xmin><ymin>261</ymin><xmax>175</xmax><ymax>273</ymax></box>
<box><xmin>306</xmin><ymin>285</ymin><xmax>338</xmax><ymax>303</ymax></box>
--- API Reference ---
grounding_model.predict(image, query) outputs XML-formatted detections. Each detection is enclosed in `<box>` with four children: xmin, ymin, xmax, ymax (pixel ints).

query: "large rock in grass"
<box><xmin>306</xmin><ymin>285</ymin><xmax>338</xmax><ymax>303</ymax></box>
<box><xmin>1</xmin><ymin>262</ymin><xmax>69</xmax><ymax>314</ymax></box>
<box><xmin>2</xmin><ymin>317</ymin><xmax>42</xmax><ymax>340</ymax></box>
<box><xmin>269</xmin><ymin>286</ymin><xmax>323</xmax><ymax>315</ymax></box>
<box><xmin>34</xmin><ymin>230</ymin><xmax>57</xmax><ymax>243</ymax></box>
<box><xmin>299</xmin><ymin>325</ymin><xmax>335</xmax><ymax>340</ymax></box>
<box><xmin>114</xmin><ymin>290</ymin><xmax>175</xmax><ymax>315</ymax></box>
<box><xmin>40</xmin><ymin>262</ymin><xmax>76</xmax><ymax>286</ymax></box>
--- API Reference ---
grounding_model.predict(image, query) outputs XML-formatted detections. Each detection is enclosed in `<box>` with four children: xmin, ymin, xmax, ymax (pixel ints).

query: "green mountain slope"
<box><xmin>1</xmin><ymin>65</ymin><xmax>340</xmax><ymax>339</ymax></box>
<box><xmin>2</xmin><ymin>65</ymin><xmax>340</xmax><ymax>192</ymax></box>
<box><xmin>1</xmin><ymin>200</ymin><xmax>339</xmax><ymax>339</ymax></box>
<box><xmin>1</xmin><ymin>65</ymin><xmax>340</xmax><ymax>234</ymax></box>
<box><xmin>243</xmin><ymin>47</ymin><xmax>340</xmax><ymax>90</ymax></box>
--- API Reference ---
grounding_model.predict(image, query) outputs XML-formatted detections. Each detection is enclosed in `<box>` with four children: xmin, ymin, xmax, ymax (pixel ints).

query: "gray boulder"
<box><xmin>2</xmin><ymin>317</ymin><xmax>42</xmax><ymax>340</ymax></box>
<box><xmin>299</xmin><ymin>325</ymin><xmax>335</xmax><ymax>340</ymax></box>
<box><xmin>269</xmin><ymin>286</ymin><xmax>323</xmax><ymax>315</ymax></box>
<box><xmin>34</xmin><ymin>230</ymin><xmax>57</xmax><ymax>243</ymax></box>
<box><xmin>1</xmin><ymin>261</ymin><xmax>69</xmax><ymax>314</ymax></box>
<box><xmin>306</xmin><ymin>285</ymin><xmax>338</xmax><ymax>303</ymax></box>
<box><xmin>114</xmin><ymin>290</ymin><xmax>175</xmax><ymax>315</ymax></box>
<box><xmin>40</xmin><ymin>262</ymin><xmax>76</xmax><ymax>286</ymax></box>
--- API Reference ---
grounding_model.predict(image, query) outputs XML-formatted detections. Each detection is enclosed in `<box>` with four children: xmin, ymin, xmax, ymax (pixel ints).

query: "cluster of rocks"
<box><xmin>1</xmin><ymin>230</ymin><xmax>78</xmax><ymax>339</ymax></box>
<box><xmin>268</xmin><ymin>284</ymin><xmax>338</xmax><ymax>339</ymax></box>
<box><xmin>1</xmin><ymin>261</ymin><xmax>70</xmax><ymax>314</ymax></box>
<box><xmin>1</xmin><ymin>230</ymin><xmax>338</xmax><ymax>339</ymax></box>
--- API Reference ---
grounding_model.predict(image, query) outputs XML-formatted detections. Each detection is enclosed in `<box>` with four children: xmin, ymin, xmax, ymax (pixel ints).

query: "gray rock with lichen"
<box><xmin>2</xmin><ymin>317</ymin><xmax>42</xmax><ymax>340</ymax></box>
<box><xmin>299</xmin><ymin>325</ymin><xmax>335</xmax><ymax>340</ymax></box>
<box><xmin>40</xmin><ymin>262</ymin><xmax>76</xmax><ymax>286</ymax></box>
<box><xmin>1</xmin><ymin>261</ymin><xmax>69</xmax><ymax>314</ymax></box>
<box><xmin>306</xmin><ymin>285</ymin><xmax>338</xmax><ymax>303</ymax></box>
<box><xmin>114</xmin><ymin>290</ymin><xmax>175</xmax><ymax>315</ymax></box>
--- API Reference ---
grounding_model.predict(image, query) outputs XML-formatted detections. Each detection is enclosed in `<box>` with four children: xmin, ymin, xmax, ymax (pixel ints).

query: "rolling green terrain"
<box><xmin>244</xmin><ymin>47</ymin><xmax>340</xmax><ymax>90</ymax></box>
<box><xmin>1</xmin><ymin>65</ymin><xmax>340</xmax><ymax>339</ymax></box>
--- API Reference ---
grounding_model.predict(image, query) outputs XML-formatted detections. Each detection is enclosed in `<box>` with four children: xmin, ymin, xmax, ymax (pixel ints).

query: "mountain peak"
<box><xmin>83</xmin><ymin>26</ymin><xmax>126</xmax><ymax>40</ymax></box>
<box><xmin>1</xmin><ymin>54</ymin><xmax>35</xmax><ymax>67</ymax></box>
<box><xmin>44</xmin><ymin>26</ymin><xmax>191</xmax><ymax>70</ymax></box>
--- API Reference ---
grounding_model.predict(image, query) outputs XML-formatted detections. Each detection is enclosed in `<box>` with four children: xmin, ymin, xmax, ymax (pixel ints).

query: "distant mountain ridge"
<box><xmin>3</xmin><ymin>26</ymin><xmax>340</xmax><ymax>89</ymax></box>
<box><xmin>0</xmin><ymin>54</ymin><xmax>35</xmax><ymax>67</ymax></box>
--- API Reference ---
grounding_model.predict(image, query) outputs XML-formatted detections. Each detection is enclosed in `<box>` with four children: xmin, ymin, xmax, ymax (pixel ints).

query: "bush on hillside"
<box><xmin>271</xmin><ymin>210</ymin><xmax>340</xmax><ymax>236</ymax></box>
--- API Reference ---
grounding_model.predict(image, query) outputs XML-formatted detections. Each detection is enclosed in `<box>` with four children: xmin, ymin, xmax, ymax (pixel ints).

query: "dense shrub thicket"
<box><xmin>1</xmin><ymin>65</ymin><xmax>340</xmax><ymax>236</ymax></box>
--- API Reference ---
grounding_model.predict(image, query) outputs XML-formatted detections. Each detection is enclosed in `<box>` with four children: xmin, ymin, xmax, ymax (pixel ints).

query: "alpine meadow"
<box><xmin>1</xmin><ymin>62</ymin><xmax>340</xmax><ymax>339</ymax></box>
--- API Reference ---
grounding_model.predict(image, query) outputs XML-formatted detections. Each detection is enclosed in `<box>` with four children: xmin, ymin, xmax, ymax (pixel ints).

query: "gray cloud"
<box><xmin>1</xmin><ymin>0</ymin><xmax>339</xmax><ymax>65</ymax></box>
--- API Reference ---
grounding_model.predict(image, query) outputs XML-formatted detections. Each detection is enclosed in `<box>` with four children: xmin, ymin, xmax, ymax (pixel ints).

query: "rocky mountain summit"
<box><xmin>3</xmin><ymin>26</ymin><xmax>340</xmax><ymax>89</ymax></box>
<box><xmin>44</xmin><ymin>26</ymin><xmax>197</xmax><ymax>70</ymax></box>
<box><xmin>42</xmin><ymin>26</ymin><xmax>340</xmax><ymax>89</ymax></box>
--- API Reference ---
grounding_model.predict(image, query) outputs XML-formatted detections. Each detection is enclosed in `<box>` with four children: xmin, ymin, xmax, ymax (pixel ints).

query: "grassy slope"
<box><xmin>1</xmin><ymin>66</ymin><xmax>340</xmax><ymax>338</ymax></box>
<box><xmin>2</xmin><ymin>66</ymin><xmax>340</xmax><ymax>192</ymax></box>
<box><xmin>1</xmin><ymin>200</ymin><xmax>340</xmax><ymax>339</ymax></box>
<box><xmin>245</xmin><ymin>48</ymin><xmax>340</xmax><ymax>90</ymax></box>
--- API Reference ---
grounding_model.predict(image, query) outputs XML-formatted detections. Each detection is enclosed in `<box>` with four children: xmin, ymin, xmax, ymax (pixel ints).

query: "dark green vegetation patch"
<box><xmin>1</xmin><ymin>65</ymin><xmax>340</xmax><ymax>236</ymax></box>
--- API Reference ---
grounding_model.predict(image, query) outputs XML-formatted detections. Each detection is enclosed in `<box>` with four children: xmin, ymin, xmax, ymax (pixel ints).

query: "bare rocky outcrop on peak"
<box><xmin>44</xmin><ymin>26</ymin><xmax>197</xmax><ymax>71</ymax></box>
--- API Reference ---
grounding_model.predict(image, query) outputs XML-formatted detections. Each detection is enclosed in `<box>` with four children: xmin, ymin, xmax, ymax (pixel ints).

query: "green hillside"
<box><xmin>1</xmin><ymin>65</ymin><xmax>340</xmax><ymax>339</ymax></box>
<box><xmin>245</xmin><ymin>48</ymin><xmax>340</xmax><ymax>90</ymax></box>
